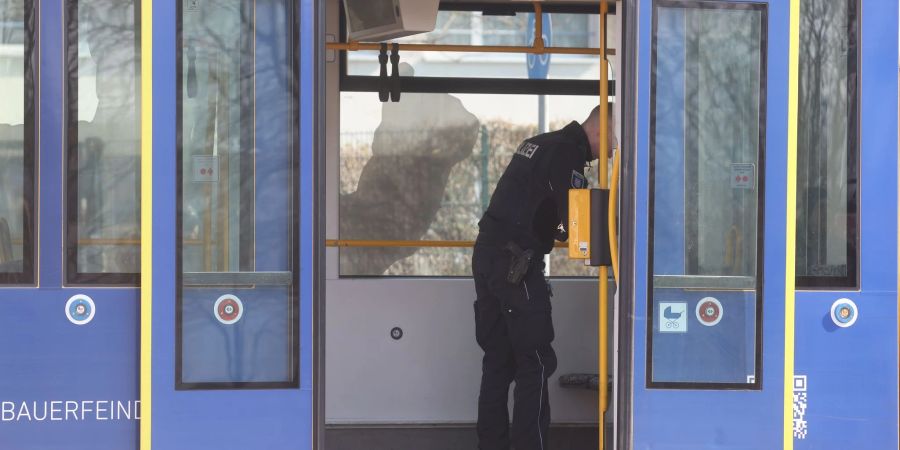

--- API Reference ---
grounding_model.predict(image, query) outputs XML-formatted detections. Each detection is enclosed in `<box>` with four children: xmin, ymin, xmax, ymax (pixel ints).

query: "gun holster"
<box><xmin>504</xmin><ymin>242</ymin><xmax>534</xmax><ymax>285</ymax></box>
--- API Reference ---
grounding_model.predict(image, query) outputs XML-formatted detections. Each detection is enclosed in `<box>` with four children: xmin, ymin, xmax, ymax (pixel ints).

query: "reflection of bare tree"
<box><xmin>675</xmin><ymin>8</ymin><xmax>762</xmax><ymax>277</ymax></box>
<box><xmin>181</xmin><ymin>1</ymin><xmax>295</xmax><ymax>273</ymax></box>
<box><xmin>0</xmin><ymin>1</ymin><xmax>31</xmax><ymax>271</ymax></box>
<box><xmin>340</xmin><ymin>67</ymin><xmax>480</xmax><ymax>275</ymax></box>
<box><xmin>796</xmin><ymin>0</ymin><xmax>853</xmax><ymax>277</ymax></box>
<box><xmin>70</xmin><ymin>0</ymin><xmax>141</xmax><ymax>273</ymax></box>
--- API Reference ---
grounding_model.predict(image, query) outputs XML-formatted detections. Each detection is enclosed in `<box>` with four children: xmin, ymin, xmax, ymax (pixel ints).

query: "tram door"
<box><xmin>149</xmin><ymin>1</ymin><xmax>314</xmax><ymax>448</ymax></box>
<box><xmin>628</xmin><ymin>1</ymin><xmax>790</xmax><ymax>447</ymax></box>
<box><xmin>626</xmin><ymin>0</ymin><xmax>900</xmax><ymax>448</ymax></box>
<box><xmin>1</xmin><ymin>1</ymin><xmax>142</xmax><ymax>448</ymax></box>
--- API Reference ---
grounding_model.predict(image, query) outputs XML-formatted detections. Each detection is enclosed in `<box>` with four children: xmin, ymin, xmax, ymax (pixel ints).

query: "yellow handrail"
<box><xmin>326</xmin><ymin>42</ymin><xmax>616</xmax><ymax>57</ymax></box>
<box><xmin>324</xmin><ymin>239</ymin><xmax>568</xmax><ymax>249</ymax></box>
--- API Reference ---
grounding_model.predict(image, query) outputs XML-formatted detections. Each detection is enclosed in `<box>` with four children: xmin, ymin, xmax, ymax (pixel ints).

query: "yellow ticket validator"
<box><xmin>568</xmin><ymin>189</ymin><xmax>592</xmax><ymax>259</ymax></box>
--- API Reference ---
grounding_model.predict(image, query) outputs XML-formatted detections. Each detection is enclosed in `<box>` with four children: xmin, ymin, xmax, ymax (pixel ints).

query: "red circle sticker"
<box><xmin>214</xmin><ymin>295</ymin><xmax>244</xmax><ymax>325</ymax></box>
<box><xmin>696</xmin><ymin>297</ymin><xmax>723</xmax><ymax>326</ymax></box>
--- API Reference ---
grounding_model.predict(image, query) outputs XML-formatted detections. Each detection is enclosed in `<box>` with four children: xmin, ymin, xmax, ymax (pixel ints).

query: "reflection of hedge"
<box><xmin>340</xmin><ymin>119</ymin><xmax>597</xmax><ymax>277</ymax></box>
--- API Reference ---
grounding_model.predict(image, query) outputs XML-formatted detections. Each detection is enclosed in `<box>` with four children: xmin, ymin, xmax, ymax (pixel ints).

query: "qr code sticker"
<box><xmin>793</xmin><ymin>375</ymin><xmax>808</xmax><ymax>440</ymax></box>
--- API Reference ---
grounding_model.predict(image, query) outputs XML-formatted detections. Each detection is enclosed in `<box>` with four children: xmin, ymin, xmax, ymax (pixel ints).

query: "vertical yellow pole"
<box><xmin>139</xmin><ymin>0</ymin><xmax>153</xmax><ymax>449</ymax></box>
<box><xmin>598</xmin><ymin>2</ymin><xmax>609</xmax><ymax>449</ymax></box>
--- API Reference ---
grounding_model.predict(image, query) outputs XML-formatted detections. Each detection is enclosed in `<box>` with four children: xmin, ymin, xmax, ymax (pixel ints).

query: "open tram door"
<box><xmin>144</xmin><ymin>0</ymin><xmax>317</xmax><ymax>448</ymax></box>
<box><xmin>616</xmin><ymin>0</ymin><xmax>899</xmax><ymax>448</ymax></box>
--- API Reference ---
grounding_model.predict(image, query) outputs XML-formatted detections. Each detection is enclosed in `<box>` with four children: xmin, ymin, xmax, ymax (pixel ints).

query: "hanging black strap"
<box><xmin>389</xmin><ymin>43</ymin><xmax>401</xmax><ymax>102</ymax></box>
<box><xmin>378</xmin><ymin>43</ymin><xmax>389</xmax><ymax>102</ymax></box>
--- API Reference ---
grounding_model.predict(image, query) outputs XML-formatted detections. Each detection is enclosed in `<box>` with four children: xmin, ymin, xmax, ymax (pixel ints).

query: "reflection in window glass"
<box><xmin>0</xmin><ymin>0</ymin><xmax>33</xmax><ymax>283</ymax></box>
<box><xmin>649</xmin><ymin>3</ymin><xmax>765</xmax><ymax>387</ymax></box>
<box><xmin>796</xmin><ymin>0</ymin><xmax>857</xmax><ymax>288</ymax></box>
<box><xmin>339</xmin><ymin>90</ymin><xmax>603</xmax><ymax>277</ymax></box>
<box><xmin>66</xmin><ymin>0</ymin><xmax>140</xmax><ymax>283</ymax></box>
<box><xmin>178</xmin><ymin>0</ymin><xmax>297</xmax><ymax>389</ymax></box>
<box><xmin>347</xmin><ymin>12</ymin><xmax>601</xmax><ymax>80</ymax></box>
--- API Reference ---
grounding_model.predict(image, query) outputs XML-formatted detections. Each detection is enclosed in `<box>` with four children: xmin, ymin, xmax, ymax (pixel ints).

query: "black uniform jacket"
<box><xmin>477</xmin><ymin>121</ymin><xmax>595</xmax><ymax>255</ymax></box>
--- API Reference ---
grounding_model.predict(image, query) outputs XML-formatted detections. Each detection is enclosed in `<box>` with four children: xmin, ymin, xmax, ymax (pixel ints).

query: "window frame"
<box><xmin>0</xmin><ymin>0</ymin><xmax>36</xmax><ymax>286</ymax></box>
<box><xmin>63</xmin><ymin>0</ymin><xmax>142</xmax><ymax>286</ymax></box>
<box><xmin>645</xmin><ymin>0</ymin><xmax>768</xmax><ymax>390</ymax></box>
<box><xmin>794</xmin><ymin>0</ymin><xmax>859</xmax><ymax>290</ymax></box>
<box><xmin>174</xmin><ymin>0</ymin><xmax>301</xmax><ymax>391</ymax></box>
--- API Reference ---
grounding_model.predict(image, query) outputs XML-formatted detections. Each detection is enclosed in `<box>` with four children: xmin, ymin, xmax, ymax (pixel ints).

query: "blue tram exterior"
<box><xmin>0</xmin><ymin>1</ymin><xmax>896</xmax><ymax>449</ymax></box>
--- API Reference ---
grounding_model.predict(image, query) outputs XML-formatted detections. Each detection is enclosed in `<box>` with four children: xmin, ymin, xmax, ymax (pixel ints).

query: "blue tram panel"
<box><xmin>151</xmin><ymin>0</ymin><xmax>314</xmax><ymax>448</ymax></box>
<box><xmin>632</xmin><ymin>0</ymin><xmax>788</xmax><ymax>447</ymax></box>
<box><xmin>792</xmin><ymin>0</ymin><xmax>899</xmax><ymax>447</ymax></box>
<box><xmin>0</xmin><ymin>0</ymin><xmax>143</xmax><ymax>449</ymax></box>
<box><xmin>632</xmin><ymin>0</ymin><xmax>899</xmax><ymax>448</ymax></box>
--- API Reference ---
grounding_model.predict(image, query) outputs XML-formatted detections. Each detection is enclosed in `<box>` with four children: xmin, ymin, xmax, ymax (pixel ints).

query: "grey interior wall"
<box><xmin>325</xmin><ymin>279</ymin><xmax>600</xmax><ymax>424</ymax></box>
<box><xmin>324</xmin><ymin>0</ymin><xmax>607</xmax><ymax>425</ymax></box>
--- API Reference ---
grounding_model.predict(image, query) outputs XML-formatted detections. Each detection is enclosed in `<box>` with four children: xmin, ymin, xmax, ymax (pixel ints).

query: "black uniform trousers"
<box><xmin>472</xmin><ymin>243</ymin><xmax>558</xmax><ymax>450</ymax></box>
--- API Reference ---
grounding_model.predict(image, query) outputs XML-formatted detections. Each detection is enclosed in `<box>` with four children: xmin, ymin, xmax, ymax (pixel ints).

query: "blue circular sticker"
<box><xmin>66</xmin><ymin>294</ymin><xmax>96</xmax><ymax>325</ymax></box>
<box><xmin>834</xmin><ymin>303</ymin><xmax>854</xmax><ymax>323</ymax></box>
<box><xmin>830</xmin><ymin>298</ymin><xmax>858</xmax><ymax>328</ymax></box>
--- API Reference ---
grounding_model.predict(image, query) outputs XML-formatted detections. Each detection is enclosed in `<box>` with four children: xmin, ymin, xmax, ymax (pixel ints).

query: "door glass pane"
<box><xmin>648</xmin><ymin>2</ymin><xmax>766</xmax><ymax>387</ymax></box>
<box><xmin>66</xmin><ymin>0</ymin><xmax>141</xmax><ymax>284</ymax></box>
<box><xmin>796</xmin><ymin>0</ymin><xmax>858</xmax><ymax>288</ymax></box>
<box><xmin>177</xmin><ymin>0</ymin><xmax>298</xmax><ymax>389</ymax></box>
<box><xmin>0</xmin><ymin>0</ymin><xmax>34</xmax><ymax>284</ymax></box>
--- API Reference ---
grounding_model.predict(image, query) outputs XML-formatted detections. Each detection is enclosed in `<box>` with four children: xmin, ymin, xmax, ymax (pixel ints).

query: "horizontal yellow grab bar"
<box><xmin>327</xmin><ymin>42</ymin><xmax>615</xmax><ymax>57</ymax></box>
<box><xmin>325</xmin><ymin>239</ymin><xmax>568</xmax><ymax>249</ymax></box>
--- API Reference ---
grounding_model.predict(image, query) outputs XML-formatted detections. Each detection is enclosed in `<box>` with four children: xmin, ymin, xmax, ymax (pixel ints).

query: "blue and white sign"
<box><xmin>527</xmin><ymin>13</ymin><xmax>552</xmax><ymax>79</ymax></box>
<box><xmin>830</xmin><ymin>298</ymin><xmax>859</xmax><ymax>328</ymax></box>
<box><xmin>65</xmin><ymin>294</ymin><xmax>96</xmax><ymax>326</ymax></box>
<box><xmin>659</xmin><ymin>302</ymin><xmax>687</xmax><ymax>333</ymax></box>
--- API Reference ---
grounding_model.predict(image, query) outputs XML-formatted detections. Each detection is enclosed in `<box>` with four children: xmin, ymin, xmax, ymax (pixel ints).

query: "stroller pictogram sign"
<box><xmin>659</xmin><ymin>302</ymin><xmax>687</xmax><ymax>333</ymax></box>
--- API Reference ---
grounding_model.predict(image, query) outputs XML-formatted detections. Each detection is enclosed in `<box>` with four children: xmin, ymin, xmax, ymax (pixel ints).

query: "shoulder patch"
<box><xmin>515</xmin><ymin>142</ymin><xmax>540</xmax><ymax>159</ymax></box>
<box><xmin>571</xmin><ymin>170</ymin><xmax>588</xmax><ymax>189</ymax></box>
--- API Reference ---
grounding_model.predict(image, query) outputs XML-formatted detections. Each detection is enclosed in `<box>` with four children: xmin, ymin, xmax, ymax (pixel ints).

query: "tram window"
<box><xmin>338</xmin><ymin>4</ymin><xmax>611</xmax><ymax>277</ymax></box>
<box><xmin>795</xmin><ymin>0</ymin><xmax>858</xmax><ymax>289</ymax></box>
<box><xmin>65</xmin><ymin>0</ymin><xmax>141</xmax><ymax>285</ymax></box>
<box><xmin>345</xmin><ymin>11</ymin><xmax>602</xmax><ymax>81</ymax></box>
<box><xmin>339</xmin><ymin>92</ymin><xmax>606</xmax><ymax>277</ymax></box>
<box><xmin>648</xmin><ymin>2</ymin><xmax>765</xmax><ymax>388</ymax></box>
<box><xmin>0</xmin><ymin>0</ymin><xmax>35</xmax><ymax>285</ymax></box>
<box><xmin>176</xmin><ymin>0</ymin><xmax>298</xmax><ymax>389</ymax></box>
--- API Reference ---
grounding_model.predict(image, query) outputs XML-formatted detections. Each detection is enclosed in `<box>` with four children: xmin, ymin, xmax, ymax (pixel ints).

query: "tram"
<box><xmin>0</xmin><ymin>0</ymin><xmax>896</xmax><ymax>449</ymax></box>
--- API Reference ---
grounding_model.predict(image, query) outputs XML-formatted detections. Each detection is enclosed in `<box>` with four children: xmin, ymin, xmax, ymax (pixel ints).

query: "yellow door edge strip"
<box><xmin>784</xmin><ymin>0</ymin><xmax>800</xmax><ymax>448</ymax></box>
<box><xmin>139</xmin><ymin>0</ymin><xmax>152</xmax><ymax>449</ymax></box>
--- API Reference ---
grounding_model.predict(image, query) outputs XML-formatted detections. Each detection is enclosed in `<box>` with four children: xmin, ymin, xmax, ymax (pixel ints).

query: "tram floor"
<box><xmin>325</xmin><ymin>424</ymin><xmax>605</xmax><ymax>449</ymax></box>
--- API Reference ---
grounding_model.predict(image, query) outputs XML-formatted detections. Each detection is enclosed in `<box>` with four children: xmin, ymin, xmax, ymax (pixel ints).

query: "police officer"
<box><xmin>472</xmin><ymin>105</ymin><xmax>615</xmax><ymax>450</ymax></box>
